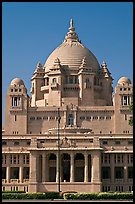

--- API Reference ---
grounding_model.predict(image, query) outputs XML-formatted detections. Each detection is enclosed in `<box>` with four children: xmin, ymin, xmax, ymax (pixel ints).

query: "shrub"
<box><xmin>2</xmin><ymin>192</ymin><xmax>63</xmax><ymax>200</ymax></box>
<box><xmin>64</xmin><ymin>192</ymin><xmax>133</xmax><ymax>200</ymax></box>
<box><xmin>2</xmin><ymin>191</ymin><xmax>25</xmax><ymax>193</ymax></box>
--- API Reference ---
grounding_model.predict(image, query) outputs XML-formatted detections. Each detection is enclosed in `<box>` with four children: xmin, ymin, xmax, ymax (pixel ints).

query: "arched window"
<box><xmin>67</xmin><ymin>114</ymin><xmax>74</xmax><ymax>126</ymax></box>
<box><xmin>52</xmin><ymin>78</ymin><xmax>57</xmax><ymax>84</ymax></box>
<box><xmin>45</xmin><ymin>77</ymin><xmax>49</xmax><ymax>86</ymax></box>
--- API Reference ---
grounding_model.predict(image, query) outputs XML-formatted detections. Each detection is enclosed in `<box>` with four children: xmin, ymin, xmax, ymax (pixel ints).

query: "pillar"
<box><xmin>84</xmin><ymin>152</ymin><xmax>88</xmax><ymax>182</ymax></box>
<box><xmin>110</xmin><ymin>154</ymin><xmax>115</xmax><ymax>183</ymax></box>
<box><xmin>6</xmin><ymin>166</ymin><xmax>10</xmax><ymax>183</ymax></box>
<box><xmin>19</xmin><ymin>154</ymin><xmax>23</xmax><ymax>183</ymax></box>
<box><xmin>42</xmin><ymin>152</ymin><xmax>46</xmax><ymax>182</ymax></box>
<box><xmin>91</xmin><ymin>150</ymin><xmax>101</xmax><ymax>183</ymax></box>
<box><xmin>19</xmin><ymin>166</ymin><xmax>23</xmax><ymax>183</ymax></box>
<box><xmin>70</xmin><ymin>151</ymin><xmax>74</xmax><ymax>182</ymax></box>
<box><xmin>29</xmin><ymin>151</ymin><xmax>38</xmax><ymax>192</ymax></box>
<box><xmin>6</xmin><ymin>154</ymin><xmax>10</xmax><ymax>183</ymax></box>
<box><xmin>123</xmin><ymin>154</ymin><xmax>128</xmax><ymax>183</ymax></box>
<box><xmin>56</xmin><ymin>152</ymin><xmax>61</xmax><ymax>182</ymax></box>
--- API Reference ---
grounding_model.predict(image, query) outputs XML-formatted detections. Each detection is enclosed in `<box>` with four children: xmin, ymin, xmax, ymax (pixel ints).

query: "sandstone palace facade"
<box><xmin>2</xmin><ymin>20</ymin><xmax>133</xmax><ymax>193</ymax></box>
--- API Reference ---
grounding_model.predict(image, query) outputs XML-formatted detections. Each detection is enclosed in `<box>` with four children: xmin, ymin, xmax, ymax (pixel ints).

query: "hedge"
<box><xmin>2</xmin><ymin>192</ymin><xmax>63</xmax><ymax>200</ymax></box>
<box><xmin>63</xmin><ymin>192</ymin><xmax>133</xmax><ymax>200</ymax></box>
<box><xmin>2</xmin><ymin>192</ymin><xmax>133</xmax><ymax>200</ymax></box>
<box><xmin>2</xmin><ymin>191</ymin><xmax>25</xmax><ymax>194</ymax></box>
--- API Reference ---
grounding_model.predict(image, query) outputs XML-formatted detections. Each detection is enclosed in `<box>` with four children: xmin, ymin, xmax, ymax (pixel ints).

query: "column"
<box><xmin>70</xmin><ymin>151</ymin><xmax>74</xmax><ymax>182</ymax></box>
<box><xmin>84</xmin><ymin>152</ymin><xmax>88</xmax><ymax>182</ymax></box>
<box><xmin>6</xmin><ymin>154</ymin><xmax>10</xmax><ymax>183</ymax></box>
<box><xmin>56</xmin><ymin>152</ymin><xmax>61</xmax><ymax>182</ymax></box>
<box><xmin>73</xmin><ymin>111</ymin><xmax>77</xmax><ymax>127</ymax></box>
<box><xmin>6</xmin><ymin>166</ymin><xmax>10</xmax><ymax>183</ymax></box>
<box><xmin>42</xmin><ymin>152</ymin><xmax>46</xmax><ymax>182</ymax></box>
<box><xmin>29</xmin><ymin>151</ymin><xmax>38</xmax><ymax>192</ymax></box>
<box><xmin>111</xmin><ymin>154</ymin><xmax>115</xmax><ymax>183</ymax></box>
<box><xmin>123</xmin><ymin>154</ymin><xmax>128</xmax><ymax>183</ymax></box>
<box><xmin>29</xmin><ymin>151</ymin><xmax>38</xmax><ymax>183</ymax></box>
<box><xmin>91</xmin><ymin>150</ymin><xmax>101</xmax><ymax>183</ymax></box>
<box><xmin>19</xmin><ymin>166</ymin><xmax>23</xmax><ymax>183</ymax></box>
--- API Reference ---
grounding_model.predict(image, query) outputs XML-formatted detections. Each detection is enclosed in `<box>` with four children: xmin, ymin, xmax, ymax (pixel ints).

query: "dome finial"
<box><xmin>69</xmin><ymin>18</ymin><xmax>75</xmax><ymax>32</ymax></box>
<box><xmin>70</xmin><ymin>19</ymin><xmax>73</xmax><ymax>28</ymax></box>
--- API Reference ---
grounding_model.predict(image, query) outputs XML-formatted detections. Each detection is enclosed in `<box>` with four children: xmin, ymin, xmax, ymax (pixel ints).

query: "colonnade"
<box><xmin>29</xmin><ymin>150</ymin><xmax>101</xmax><ymax>183</ymax></box>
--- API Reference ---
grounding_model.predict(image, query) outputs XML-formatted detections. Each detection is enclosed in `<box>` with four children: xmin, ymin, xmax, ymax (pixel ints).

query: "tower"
<box><xmin>5</xmin><ymin>78</ymin><xmax>29</xmax><ymax>134</ymax></box>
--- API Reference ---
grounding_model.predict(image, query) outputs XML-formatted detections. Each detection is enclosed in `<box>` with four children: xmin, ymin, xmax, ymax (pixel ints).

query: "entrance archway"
<box><xmin>61</xmin><ymin>153</ymin><xmax>70</xmax><ymax>182</ymax></box>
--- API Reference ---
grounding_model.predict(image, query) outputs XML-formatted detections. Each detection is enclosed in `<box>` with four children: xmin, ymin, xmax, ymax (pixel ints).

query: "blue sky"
<box><xmin>2</xmin><ymin>2</ymin><xmax>133</xmax><ymax>125</ymax></box>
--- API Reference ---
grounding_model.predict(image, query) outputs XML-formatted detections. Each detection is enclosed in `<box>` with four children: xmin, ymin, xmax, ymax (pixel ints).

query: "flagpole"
<box><xmin>57</xmin><ymin>108</ymin><xmax>61</xmax><ymax>192</ymax></box>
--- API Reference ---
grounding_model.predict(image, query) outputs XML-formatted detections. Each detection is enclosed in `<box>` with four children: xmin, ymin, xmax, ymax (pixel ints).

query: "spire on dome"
<box><xmin>64</xmin><ymin>19</ymin><xmax>79</xmax><ymax>43</ymax></box>
<box><xmin>69</xmin><ymin>19</ymin><xmax>75</xmax><ymax>32</ymax></box>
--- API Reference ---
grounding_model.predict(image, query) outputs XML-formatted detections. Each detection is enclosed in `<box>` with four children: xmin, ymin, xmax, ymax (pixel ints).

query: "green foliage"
<box><xmin>2</xmin><ymin>191</ymin><xmax>133</xmax><ymax>200</ymax></box>
<box><xmin>2</xmin><ymin>191</ymin><xmax>25</xmax><ymax>193</ymax></box>
<box><xmin>63</xmin><ymin>192</ymin><xmax>133</xmax><ymax>200</ymax></box>
<box><xmin>2</xmin><ymin>192</ymin><xmax>63</xmax><ymax>200</ymax></box>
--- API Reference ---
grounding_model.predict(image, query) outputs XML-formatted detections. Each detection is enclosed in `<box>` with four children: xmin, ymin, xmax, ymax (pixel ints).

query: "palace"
<box><xmin>2</xmin><ymin>19</ymin><xmax>133</xmax><ymax>193</ymax></box>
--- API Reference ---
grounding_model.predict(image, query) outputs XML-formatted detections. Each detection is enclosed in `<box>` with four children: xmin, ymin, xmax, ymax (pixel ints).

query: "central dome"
<box><xmin>44</xmin><ymin>19</ymin><xmax>100</xmax><ymax>72</ymax></box>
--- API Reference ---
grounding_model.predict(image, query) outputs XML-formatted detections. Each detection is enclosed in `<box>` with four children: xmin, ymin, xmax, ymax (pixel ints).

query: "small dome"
<box><xmin>11</xmin><ymin>78</ymin><xmax>24</xmax><ymax>86</ymax></box>
<box><xmin>117</xmin><ymin>77</ymin><xmax>131</xmax><ymax>85</ymax></box>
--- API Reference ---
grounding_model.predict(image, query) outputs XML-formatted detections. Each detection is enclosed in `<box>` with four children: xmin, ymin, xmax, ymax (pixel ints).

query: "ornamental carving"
<box><xmin>56</xmin><ymin>136</ymin><xmax>77</xmax><ymax>148</ymax></box>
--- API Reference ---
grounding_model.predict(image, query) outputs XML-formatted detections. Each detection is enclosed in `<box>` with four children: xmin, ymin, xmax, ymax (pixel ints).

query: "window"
<box><xmin>10</xmin><ymin>155</ymin><xmax>13</xmax><ymax>164</ymax></box>
<box><xmin>11</xmin><ymin>89</ymin><xmax>13</xmax><ymax>92</ymax></box>
<box><xmin>13</xmin><ymin>155</ymin><xmax>16</xmax><ymax>164</ymax></box>
<box><xmin>125</xmin><ymin>114</ymin><xmax>127</xmax><ymax>120</ymax></box>
<box><xmin>128</xmin><ymin>167</ymin><xmax>133</xmax><ymax>179</ymax></box>
<box><xmin>89</xmin><ymin>139</ymin><xmax>93</xmax><ymax>143</ymax></box>
<box><xmin>106</xmin><ymin>116</ymin><xmax>111</xmax><ymax>120</ymax></box>
<box><xmin>115</xmin><ymin>140</ymin><xmax>120</xmax><ymax>145</ymax></box>
<box><xmin>93</xmin><ymin>116</ymin><xmax>98</xmax><ymax>120</ymax></box>
<box><xmin>69</xmin><ymin>76</ymin><xmax>73</xmax><ymax>84</ymax></box>
<box><xmin>12</xmin><ymin>97</ymin><xmax>20</xmax><ymax>107</ymax></box>
<box><xmin>14</xmin><ymin>115</ymin><xmax>17</xmax><ymax>121</ymax></box>
<box><xmin>67</xmin><ymin>114</ymin><xmax>74</xmax><ymax>126</ymax></box>
<box><xmin>50</xmin><ymin>116</ymin><xmax>55</xmax><ymax>120</ymax></box>
<box><xmin>27</xmin><ymin>141</ymin><xmax>31</xmax><ymax>146</ymax></box>
<box><xmin>43</xmin><ymin>116</ymin><xmax>48</xmax><ymax>120</ymax></box>
<box><xmin>2</xmin><ymin>141</ymin><xmax>7</xmax><ymax>146</ymax></box>
<box><xmin>30</xmin><ymin>116</ymin><xmax>35</xmax><ymax>120</ymax></box>
<box><xmin>115</xmin><ymin>167</ymin><xmax>124</xmax><ymax>179</ymax></box>
<box><xmin>37</xmin><ymin>116</ymin><xmax>42</xmax><ymax>120</ymax></box>
<box><xmin>128</xmin><ymin>88</ymin><xmax>130</xmax><ymax>91</ymax></box>
<box><xmin>23</xmin><ymin>155</ymin><xmax>25</xmax><ymax>164</ymax></box>
<box><xmin>102</xmin><ymin>140</ymin><xmax>108</xmax><ymax>145</ymax></box>
<box><xmin>80</xmin><ymin>116</ymin><xmax>85</xmax><ymax>120</ymax></box>
<box><xmin>3</xmin><ymin>187</ymin><xmax>5</xmax><ymax>191</ymax></box>
<box><xmin>124</xmin><ymin>88</ymin><xmax>127</xmax><ymax>91</ymax></box>
<box><xmin>14</xmin><ymin>141</ymin><xmax>19</xmax><ymax>146</ymax></box>
<box><xmin>17</xmin><ymin>155</ymin><xmax>19</xmax><ymax>164</ymax></box>
<box><xmin>52</xmin><ymin>78</ymin><xmax>57</xmax><ymax>84</ymax></box>
<box><xmin>120</xmin><ymin>88</ymin><xmax>122</xmax><ymax>91</ymax></box>
<box><xmin>10</xmin><ymin>167</ymin><xmax>19</xmax><ymax>179</ymax></box>
<box><xmin>23</xmin><ymin>167</ymin><xmax>29</xmax><ymax>179</ymax></box>
<box><xmin>102</xmin><ymin>167</ymin><xmax>111</xmax><ymax>179</ymax></box>
<box><xmin>19</xmin><ymin>89</ymin><xmax>21</xmax><ymax>92</ymax></box>
<box><xmin>123</xmin><ymin>95</ymin><xmax>128</xmax><ymax>105</ymax></box>
<box><xmin>45</xmin><ymin>77</ymin><xmax>49</xmax><ymax>86</ymax></box>
<box><xmin>26</xmin><ymin>156</ymin><xmax>29</xmax><ymax>164</ymax></box>
<box><xmin>99</xmin><ymin>116</ymin><xmax>104</xmax><ymax>120</ymax></box>
<box><xmin>128</xmin><ymin>140</ymin><xmax>133</xmax><ymax>145</ymax></box>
